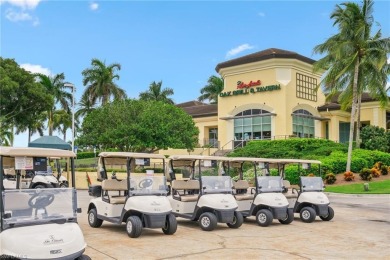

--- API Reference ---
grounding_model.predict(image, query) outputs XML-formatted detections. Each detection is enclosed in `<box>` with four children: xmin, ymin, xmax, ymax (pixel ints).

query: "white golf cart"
<box><xmin>229</xmin><ymin>157</ymin><xmax>294</xmax><ymax>227</ymax></box>
<box><xmin>87</xmin><ymin>152</ymin><xmax>177</xmax><ymax>238</ymax></box>
<box><xmin>3</xmin><ymin>157</ymin><xmax>68</xmax><ymax>189</ymax></box>
<box><xmin>167</xmin><ymin>155</ymin><xmax>243</xmax><ymax>231</ymax></box>
<box><xmin>278</xmin><ymin>159</ymin><xmax>334</xmax><ymax>223</ymax></box>
<box><xmin>0</xmin><ymin>146</ymin><xmax>88</xmax><ymax>259</ymax></box>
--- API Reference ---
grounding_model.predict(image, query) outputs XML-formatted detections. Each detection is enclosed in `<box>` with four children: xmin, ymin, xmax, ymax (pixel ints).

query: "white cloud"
<box><xmin>226</xmin><ymin>44</ymin><xmax>255</xmax><ymax>59</ymax></box>
<box><xmin>20</xmin><ymin>63</ymin><xmax>51</xmax><ymax>76</ymax></box>
<box><xmin>90</xmin><ymin>2</ymin><xmax>99</xmax><ymax>11</ymax></box>
<box><xmin>5</xmin><ymin>9</ymin><xmax>31</xmax><ymax>21</ymax></box>
<box><xmin>0</xmin><ymin>0</ymin><xmax>41</xmax><ymax>10</ymax></box>
<box><xmin>258</xmin><ymin>12</ymin><xmax>265</xmax><ymax>17</ymax></box>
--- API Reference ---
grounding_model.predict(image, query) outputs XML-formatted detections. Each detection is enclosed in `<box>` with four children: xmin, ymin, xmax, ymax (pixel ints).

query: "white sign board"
<box><xmin>15</xmin><ymin>157</ymin><xmax>33</xmax><ymax>170</ymax></box>
<box><xmin>135</xmin><ymin>159</ymin><xmax>145</xmax><ymax>166</ymax></box>
<box><xmin>203</xmin><ymin>160</ymin><xmax>212</xmax><ymax>167</ymax></box>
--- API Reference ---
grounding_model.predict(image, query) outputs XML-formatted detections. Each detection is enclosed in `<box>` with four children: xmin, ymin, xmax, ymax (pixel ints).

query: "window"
<box><xmin>292</xmin><ymin>109</ymin><xmax>315</xmax><ymax>138</ymax></box>
<box><xmin>234</xmin><ymin>109</ymin><xmax>271</xmax><ymax>140</ymax></box>
<box><xmin>296</xmin><ymin>73</ymin><xmax>317</xmax><ymax>101</ymax></box>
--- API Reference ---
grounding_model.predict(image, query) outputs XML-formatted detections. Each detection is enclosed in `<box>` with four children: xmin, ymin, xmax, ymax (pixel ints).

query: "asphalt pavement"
<box><xmin>76</xmin><ymin>190</ymin><xmax>390</xmax><ymax>260</ymax></box>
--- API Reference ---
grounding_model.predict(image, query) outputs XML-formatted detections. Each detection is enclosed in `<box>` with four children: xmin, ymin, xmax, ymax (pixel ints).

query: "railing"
<box><xmin>202</xmin><ymin>138</ymin><xmax>220</xmax><ymax>149</ymax></box>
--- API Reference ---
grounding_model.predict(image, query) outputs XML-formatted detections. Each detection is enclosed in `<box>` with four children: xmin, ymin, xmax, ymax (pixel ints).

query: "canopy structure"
<box><xmin>28</xmin><ymin>136</ymin><xmax>71</xmax><ymax>150</ymax></box>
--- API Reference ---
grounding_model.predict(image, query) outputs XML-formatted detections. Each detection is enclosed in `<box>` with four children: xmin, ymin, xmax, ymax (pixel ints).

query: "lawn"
<box><xmin>325</xmin><ymin>179</ymin><xmax>390</xmax><ymax>194</ymax></box>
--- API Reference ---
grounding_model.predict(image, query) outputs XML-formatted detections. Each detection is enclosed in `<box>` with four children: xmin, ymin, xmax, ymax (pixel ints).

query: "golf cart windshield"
<box><xmin>201</xmin><ymin>176</ymin><xmax>233</xmax><ymax>194</ymax></box>
<box><xmin>300</xmin><ymin>177</ymin><xmax>324</xmax><ymax>192</ymax></box>
<box><xmin>257</xmin><ymin>176</ymin><xmax>283</xmax><ymax>193</ymax></box>
<box><xmin>2</xmin><ymin>188</ymin><xmax>76</xmax><ymax>230</ymax></box>
<box><xmin>129</xmin><ymin>176</ymin><xmax>168</xmax><ymax>196</ymax></box>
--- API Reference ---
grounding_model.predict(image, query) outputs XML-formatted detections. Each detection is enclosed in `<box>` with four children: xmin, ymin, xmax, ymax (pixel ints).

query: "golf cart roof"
<box><xmin>228</xmin><ymin>157</ymin><xmax>284</xmax><ymax>163</ymax></box>
<box><xmin>98</xmin><ymin>152</ymin><xmax>166</xmax><ymax>160</ymax></box>
<box><xmin>168</xmin><ymin>155</ymin><xmax>229</xmax><ymax>161</ymax></box>
<box><xmin>0</xmin><ymin>146</ymin><xmax>76</xmax><ymax>158</ymax></box>
<box><xmin>277</xmin><ymin>159</ymin><xmax>322</xmax><ymax>164</ymax></box>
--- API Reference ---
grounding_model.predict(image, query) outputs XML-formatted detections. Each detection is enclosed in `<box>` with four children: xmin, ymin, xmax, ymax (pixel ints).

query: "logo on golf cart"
<box><xmin>50</xmin><ymin>249</ymin><xmax>62</xmax><ymax>255</ymax></box>
<box><xmin>43</xmin><ymin>235</ymin><xmax>64</xmax><ymax>245</ymax></box>
<box><xmin>151</xmin><ymin>201</ymin><xmax>161</xmax><ymax>206</ymax></box>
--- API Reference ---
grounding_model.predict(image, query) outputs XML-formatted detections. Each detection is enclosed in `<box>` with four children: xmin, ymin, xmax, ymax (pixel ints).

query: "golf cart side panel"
<box><xmin>197</xmin><ymin>194</ymin><xmax>238</xmax><ymax>210</ymax></box>
<box><xmin>0</xmin><ymin>223</ymin><xmax>85</xmax><ymax>259</ymax></box>
<box><xmin>169</xmin><ymin>197</ymin><xmax>197</xmax><ymax>215</ymax></box>
<box><xmin>253</xmin><ymin>193</ymin><xmax>289</xmax><ymax>208</ymax></box>
<box><xmin>236</xmin><ymin>199</ymin><xmax>252</xmax><ymax>212</ymax></box>
<box><xmin>124</xmin><ymin>196</ymin><xmax>172</xmax><ymax>215</ymax></box>
<box><xmin>92</xmin><ymin>199</ymin><xmax>124</xmax><ymax>218</ymax></box>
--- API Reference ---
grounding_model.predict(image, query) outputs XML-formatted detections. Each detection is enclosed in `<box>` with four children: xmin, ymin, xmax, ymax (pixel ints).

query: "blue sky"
<box><xmin>1</xmin><ymin>0</ymin><xmax>389</xmax><ymax>147</ymax></box>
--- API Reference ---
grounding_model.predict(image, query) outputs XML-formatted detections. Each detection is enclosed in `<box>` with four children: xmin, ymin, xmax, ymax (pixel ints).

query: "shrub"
<box><xmin>383</xmin><ymin>166</ymin><xmax>390</xmax><ymax>176</ymax></box>
<box><xmin>343</xmin><ymin>171</ymin><xmax>355</xmax><ymax>181</ymax></box>
<box><xmin>370</xmin><ymin>168</ymin><xmax>381</xmax><ymax>178</ymax></box>
<box><xmin>308</xmin><ymin>173</ymin><xmax>315</xmax><ymax>177</ymax></box>
<box><xmin>373</xmin><ymin>161</ymin><xmax>383</xmax><ymax>170</ymax></box>
<box><xmin>324</xmin><ymin>173</ymin><xmax>336</xmax><ymax>185</ymax></box>
<box><xmin>359</xmin><ymin>168</ymin><xmax>372</xmax><ymax>181</ymax></box>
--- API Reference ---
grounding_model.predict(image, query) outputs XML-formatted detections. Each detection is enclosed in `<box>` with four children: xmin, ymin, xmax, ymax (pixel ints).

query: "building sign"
<box><xmin>220</xmin><ymin>80</ymin><xmax>281</xmax><ymax>97</ymax></box>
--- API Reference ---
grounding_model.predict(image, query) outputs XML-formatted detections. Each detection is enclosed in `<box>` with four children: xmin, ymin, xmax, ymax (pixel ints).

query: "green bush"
<box><xmin>324</xmin><ymin>173</ymin><xmax>336</xmax><ymax>185</ymax></box>
<box><xmin>76</xmin><ymin>152</ymin><xmax>96</xmax><ymax>159</ymax></box>
<box><xmin>360</xmin><ymin>125</ymin><xmax>390</xmax><ymax>152</ymax></box>
<box><xmin>380</xmin><ymin>165</ymin><xmax>389</xmax><ymax>176</ymax></box>
<box><xmin>359</xmin><ymin>168</ymin><xmax>372</xmax><ymax>181</ymax></box>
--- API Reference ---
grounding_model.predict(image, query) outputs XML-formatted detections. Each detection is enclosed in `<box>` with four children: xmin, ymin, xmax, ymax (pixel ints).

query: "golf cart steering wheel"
<box><xmin>139</xmin><ymin>178</ymin><xmax>153</xmax><ymax>189</ymax></box>
<box><xmin>28</xmin><ymin>191</ymin><xmax>55</xmax><ymax>209</ymax></box>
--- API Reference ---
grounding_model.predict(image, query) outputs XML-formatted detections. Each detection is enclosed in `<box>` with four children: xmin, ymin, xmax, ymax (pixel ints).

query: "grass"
<box><xmin>325</xmin><ymin>179</ymin><xmax>390</xmax><ymax>194</ymax></box>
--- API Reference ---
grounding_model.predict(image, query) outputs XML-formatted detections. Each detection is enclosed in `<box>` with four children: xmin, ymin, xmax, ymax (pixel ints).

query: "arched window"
<box><xmin>234</xmin><ymin>109</ymin><xmax>271</xmax><ymax>140</ymax></box>
<box><xmin>292</xmin><ymin>109</ymin><xmax>314</xmax><ymax>138</ymax></box>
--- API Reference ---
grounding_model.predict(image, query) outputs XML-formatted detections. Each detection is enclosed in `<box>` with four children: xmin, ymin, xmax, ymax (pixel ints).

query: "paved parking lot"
<box><xmin>77</xmin><ymin>191</ymin><xmax>390</xmax><ymax>260</ymax></box>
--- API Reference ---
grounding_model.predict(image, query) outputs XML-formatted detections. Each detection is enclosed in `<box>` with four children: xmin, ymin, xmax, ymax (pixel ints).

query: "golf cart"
<box><xmin>0</xmin><ymin>146</ymin><xmax>88</xmax><ymax>259</ymax></box>
<box><xmin>278</xmin><ymin>159</ymin><xmax>334</xmax><ymax>223</ymax></box>
<box><xmin>3</xmin><ymin>157</ymin><xmax>68</xmax><ymax>189</ymax></box>
<box><xmin>87</xmin><ymin>152</ymin><xmax>177</xmax><ymax>238</ymax></box>
<box><xmin>229</xmin><ymin>157</ymin><xmax>294</xmax><ymax>227</ymax></box>
<box><xmin>167</xmin><ymin>155</ymin><xmax>243</xmax><ymax>231</ymax></box>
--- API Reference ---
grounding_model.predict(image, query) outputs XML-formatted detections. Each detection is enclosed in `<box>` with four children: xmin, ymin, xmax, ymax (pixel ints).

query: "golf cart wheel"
<box><xmin>126</xmin><ymin>216</ymin><xmax>143</xmax><ymax>238</ymax></box>
<box><xmin>279</xmin><ymin>208</ymin><xmax>294</xmax><ymax>225</ymax></box>
<box><xmin>227</xmin><ymin>211</ymin><xmax>243</xmax><ymax>229</ymax></box>
<box><xmin>256</xmin><ymin>209</ymin><xmax>273</xmax><ymax>227</ymax></box>
<box><xmin>320</xmin><ymin>206</ymin><xmax>335</xmax><ymax>221</ymax></box>
<box><xmin>162</xmin><ymin>213</ymin><xmax>177</xmax><ymax>235</ymax></box>
<box><xmin>199</xmin><ymin>212</ymin><xmax>217</xmax><ymax>231</ymax></box>
<box><xmin>60</xmin><ymin>183</ymin><xmax>68</xmax><ymax>188</ymax></box>
<box><xmin>76</xmin><ymin>255</ymin><xmax>92</xmax><ymax>260</ymax></box>
<box><xmin>34</xmin><ymin>184</ymin><xmax>46</xmax><ymax>189</ymax></box>
<box><xmin>300</xmin><ymin>206</ymin><xmax>316</xmax><ymax>223</ymax></box>
<box><xmin>88</xmin><ymin>208</ymin><xmax>103</xmax><ymax>228</ymax></box>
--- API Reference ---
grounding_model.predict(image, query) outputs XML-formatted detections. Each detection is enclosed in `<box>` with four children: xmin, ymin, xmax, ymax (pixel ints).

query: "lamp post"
<box><xmin>64</xmin><ymin>83</ymin><xmax>75</xmax><ymax>152</ymax></box>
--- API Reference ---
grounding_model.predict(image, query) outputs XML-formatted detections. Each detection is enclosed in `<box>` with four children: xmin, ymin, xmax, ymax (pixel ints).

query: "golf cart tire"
<box><xmin>227</xmin><ymin>211</ymin><xmax>243</xmax><ymax>229</ymax></box>
<box><xmin>34</xmin><ymin>184</ymin><xmax>47</xmax><ymax>189</ymax></box>
<box><xmin>199</xmin><ymin>212</ymin><xmax>218</xmax><ymax>231</ymax></box>
<box><xmin>279</xmin><ymin>208</ymin><xmax>294</xmax><ymax>225</ymax></box>
<box><xmin>126</xmin><ymin>216</ymin><xmax>143</xmax><ymax>238</ymax></box>
<box><xmin>76</xmin><ymin>255</ymin><xmax>92</xmax><ymax>260</ymax></box>
<box><xmin>162</xmin><ymin>213</ymin><xmax>177</xmax><ymax>235</ymax></box>
<box><xmin>88</xmin><ymin>208</ymin><xmax>103</xmax><ymax>228</ymax></box>
<box><xmin>60</xmin><ymin>183</ymin><xmax>69</xmax><ymax>188</ymax></box>
<box><xmin>320</xmin><ymin>206</ymin><xmax>334</xmax><ymax>221</ymax></box>
<box><xmin>300</xmin><ymin>206</ymin><xmax>316</xmax><ymax>223</ymax></box>
<box><xmin>256</xmin><ymin>209</ymin><xmax>273</xmax><ymax>227</ymax></box>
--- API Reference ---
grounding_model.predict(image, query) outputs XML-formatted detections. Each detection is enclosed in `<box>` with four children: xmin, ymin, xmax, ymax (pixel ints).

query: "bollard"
<box><xmin>363</xmin><ymin>183</ymin><xmax>369</xmax><ymax>191</ymax></box>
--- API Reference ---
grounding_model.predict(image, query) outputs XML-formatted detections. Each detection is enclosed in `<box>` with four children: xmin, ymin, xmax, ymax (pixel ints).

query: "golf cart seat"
<box><xmin>282</xmin><ymin>180</ymin><xmax>299</xmax><ymax>199</ymax></box>
<box><xmin>233</xmin><ymin>180</ymin><xmax>254</xmax><ymax>201</ymax></box>
<box><xmin>171</xmin><ymin>180</ymin><xmax>200</xmax><ymax>202</ymax></box>
<box><xmin>102</xmin><ymin>179</ymin><xmax>127</xmax><ymax>204</ymax></box>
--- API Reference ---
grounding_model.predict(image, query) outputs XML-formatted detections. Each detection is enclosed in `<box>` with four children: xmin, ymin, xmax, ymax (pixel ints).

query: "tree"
<box><xmin>53</xmin><ymin>109</ymin><xmax>72</xmax><ymax>141</ymax></box>
<box><xmin>360</xmin><ymin>125</ymin><xmax>390</xmax><ymax>152</ymax></box>
<box><xmin>81</xmin><ymin>58</ymin><xmax>127</xmax><ymax>106</ymax></box>
<box><xmin>78</xmin><ymin>99</ymin><xmax>199</xmax><ymax>152</ymax></box>
<box><xmin>139</xmin><ymin>81</ymin><xmax>174</xmax><ymax>104</ymax></box>
<box><xmin>313</xmin><ymin>0</ymin><xmax>390</xmax><ymax>172</ymax></box>
<box><xmin>76</xmin><ymin>92</ymin><xmax>96</xmax><ymax>119</ymax></box>
<box><xmin>198</xmin><ymin>75</ymin><xmax>224</xmax><ymax>104</ymax></box>
<box><xmin>0</xmin><ymin>57</ymin><xmax>53</xmax><ymax>144</ymax></box>
<box><xmin>15</xmin><ymin>112</ymin><xmax>46</xmax><ymax>143</ymax></box>
<box><xmin>0</xmin><ymin>119</ymin><xmax>13</xmax><ymax>146</ymax></box>
<box><xmin>36</xmin><ymin>73</ymin><xmax>73</xmax><ymax>136</ymax></box>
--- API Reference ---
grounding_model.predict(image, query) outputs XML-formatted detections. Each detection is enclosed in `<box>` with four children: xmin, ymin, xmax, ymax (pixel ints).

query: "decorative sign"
<box><xmin>203</xmin><ymin>160</ymin><xmax>212</xmax><ymax>167</ymax></box>
<box><xmin>220</xmin><ymin>83</ymin><xmax>281</xmax><ymax>97</ymax></box>
<box><xmin>135</xmin><ymin>159</ymin><xmax>145</xmax><ymax>166</ymax></box>
<box><xmin>15</xmin><ymin>157</ymin><xmax>33</xmax><ymax>170</ymax></box>
<box><xmin>236</xmin><ymin>80</ymin><xmax>261</xmax><ymax>89</ymax></box>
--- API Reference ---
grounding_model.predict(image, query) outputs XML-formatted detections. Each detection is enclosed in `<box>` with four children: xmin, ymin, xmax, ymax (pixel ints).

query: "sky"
<box><xmin>1</xmin><ymin>0</ymin><xmax>390</xmax><ymax>148</ymax></box>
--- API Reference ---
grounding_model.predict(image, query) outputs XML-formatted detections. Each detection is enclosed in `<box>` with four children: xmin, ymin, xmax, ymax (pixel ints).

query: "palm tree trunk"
<box><xmin>48</xmin><ymin>111</ymin><xmax>53</xmax><ymax>136</ymax></box>
<box><xmin>356</xmin><ymin>93</ymin><xmax>362</xmax><ymax>148</ymax></box>
<box><xmin>28</xmin><ymin>128</ymin><xmax>32</xmax><ymax>143</ymax></box>
<box><xmin>346</xmin><ymin>60</ymin><xmax>360</xmax><ymax>172</ymax></box>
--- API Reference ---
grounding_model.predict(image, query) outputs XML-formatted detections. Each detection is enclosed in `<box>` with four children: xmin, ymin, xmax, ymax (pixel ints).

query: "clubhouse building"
<box><xmin>179</xmin><ymin>48</ymin><xmax>390</xmax><ymax>151</ymax></box>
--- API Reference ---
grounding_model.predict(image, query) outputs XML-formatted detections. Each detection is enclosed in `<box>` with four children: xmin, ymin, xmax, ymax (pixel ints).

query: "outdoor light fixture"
<box><xmin>64</xmin><ymin>82</ymin><xmax>75</xmax><ymax>152</ymax></box>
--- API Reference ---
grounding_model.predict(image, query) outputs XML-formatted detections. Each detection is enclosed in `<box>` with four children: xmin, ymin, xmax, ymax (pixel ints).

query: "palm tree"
<box><xmin>313</xmin><ymin>0</ymin><xmax>390</xmax><ymax>171</ymax></box>
<box><xmin>198</xmin><ymin>75</ymin><xmax>224</xmax><ymax>104</ymax></box>
<box><xmin>0</xmin><ymin>118</ymin><xmax>13</xmax><ymax>146</ymax></box>
<box><xmin>139</xmin><ymin>81</ymin><xmax>174</xmax><ymax>104</ymax></box>
<box><xmin>53</xmin><ymin>109</ymin><xmax>72</xmax><ymax>141</ymax></box>
<box><xmin>76</xmin><ymin>92</ymin><xmax>96</xmax><ymax>119</ymax></box>
<box><xmin>15</xmin><ymin>112</ymin><xmax>46</xmax><ymax>143</ymax></box>
<box><xmin>81</xmin><ymin>58</ymin><xmax>127</xmax><ymax>106</ymax></box>
<box><xmin>36</xmin><ymin>73</ymin><xmax>72</xmax><ymax>135</ymax></box>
